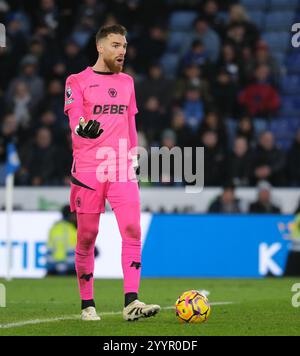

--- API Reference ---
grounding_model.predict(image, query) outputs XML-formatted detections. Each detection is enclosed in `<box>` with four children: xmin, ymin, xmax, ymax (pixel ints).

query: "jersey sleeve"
<box><xmin>128</xmin><ymin>78</ymin><xmax>138</xmax><ymax>117</ymax></box>
<box><xmin>128</xmin><ymin>78</ymin><xmax>138</xmax><ymax>154</ymax></box>
<box><xmin>64</xmin><ymin>75</ymin><xmax>84</xmax><ymax>132</ymax></box>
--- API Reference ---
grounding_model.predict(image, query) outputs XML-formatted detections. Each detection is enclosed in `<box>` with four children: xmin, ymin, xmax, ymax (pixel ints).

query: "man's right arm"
<box><xmin>64</xmin><ymin>75</ymin><xmax>103</xmax><ymax>139</ymax></box>
<box><xmin>64</xmin><ymin>75</ymin><xmax>85</xmax><ymax>133</ymax></box>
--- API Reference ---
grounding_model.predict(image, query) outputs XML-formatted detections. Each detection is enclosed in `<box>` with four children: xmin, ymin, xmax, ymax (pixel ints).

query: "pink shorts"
<box><xmin>70</xmin><ymin>172</ymin><xmax>140</xmax><ymax>214</ymax></box>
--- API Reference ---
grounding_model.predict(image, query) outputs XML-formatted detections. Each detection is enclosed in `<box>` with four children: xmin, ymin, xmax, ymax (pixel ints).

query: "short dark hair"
<box><xmin>222</xmin><ymin>183</ymin><xmax>235</xmax><ymax>192</ymax></box>
<box><xmin>96</xmin><ymin>24</ymin><xmax>127</xmax><ymax>43</ymax></box>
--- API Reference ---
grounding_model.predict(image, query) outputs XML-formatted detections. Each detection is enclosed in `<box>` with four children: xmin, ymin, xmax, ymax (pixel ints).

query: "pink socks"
<box><xmin>75</xmin><ymin>202</ymin><xmax>141</xmax><ymax>303</ymax></box>
<box><xmin>75</xmin><ymin>213</ymin><xmax>100</xmax><ymax>300</ymax></box>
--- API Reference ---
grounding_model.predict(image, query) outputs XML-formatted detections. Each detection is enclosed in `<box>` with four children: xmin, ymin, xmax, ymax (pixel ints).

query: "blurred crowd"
<box><xmin>0</xmin><ymin>0</ymin><xmax>299</xmax><ymax>187</ymax></box>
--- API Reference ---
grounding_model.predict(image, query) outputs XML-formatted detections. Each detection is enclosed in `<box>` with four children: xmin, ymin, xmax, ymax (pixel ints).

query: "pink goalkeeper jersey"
<box><xmin>64</xmin><ymin>67</ymin><xmax>138</xmax><ymax>172</ymax></box>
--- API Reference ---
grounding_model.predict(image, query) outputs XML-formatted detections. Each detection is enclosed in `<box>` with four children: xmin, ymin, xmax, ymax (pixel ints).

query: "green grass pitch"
<box><xmin>0</xmin><ymin>277</ymin><xmax>299</xmax><ymax>336</ymax></box>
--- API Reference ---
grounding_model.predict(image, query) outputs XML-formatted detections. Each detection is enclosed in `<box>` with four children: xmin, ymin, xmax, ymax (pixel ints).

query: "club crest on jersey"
<box><xmin>108</xmin><ymin>88</ymin><xmax>117</xmax><ymax>97</ymax></box>
<box><xmin>66</xmin><ymin>87</ymin><xmax>72</xmax><ymax>98</ymax></box>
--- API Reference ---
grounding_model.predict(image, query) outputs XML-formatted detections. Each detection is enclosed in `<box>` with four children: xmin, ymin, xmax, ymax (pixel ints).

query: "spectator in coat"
<box><xmin>287</xmin><ymin>128</ymin><xmax>300</xmax><ymax>187</ymax></box>
<box><xmin>174</xmin><ymin>63</ymin><xmax>212</xmax><ymax>105</ymax></box>
<box><xmin>236</xmin><ymin>116</ymin><xmax>255</xmax><ymax>148</ymax></box>
<box><xmin>250</xmin><ymin>131</ymin><xmax>285</xmax><ymax>186</ymax></box>
<box><xmin>169</xmin><ymin>110</ymin><xmax>193</xmax><ymax>148</ymax></box>
<box><xmin>21</xmin><ymin>127</ymin><xmax>59</xmax><ymax>186</ymax></box>
<box><xmin>198</xmin><ymin>111</ymin><xmax>228</xmax><ymax>149</ymax></box>
<box><xmin>239</xmin><ymin>64</ymin><xmax>280</xmax><ymax>119</ymax></box>
<box><xmin>136</xmin><ymin>63</ymin><xmax>174</xmax><ymax>109</ymax></box>
<box><xmin>200</xmin><ymin>130</ymin><xmax>226</xmax><ymax>186</ymax></box>
<box><xmin>182</xmin><ymin>39</ymin><xmax>209</xmax><ymax>68</ymax></box>
<box><xmin>249</xmin><ymin>181</ymin><xmax>281</xmax><ymax>214</ymax></box>
<box><xmin>225</xmin><ymin>4</ymin><xmax>260</xmax><ymax>50</ymax></box>
<box><xmin>208</xmin><ymin>184</ymin><xmax>242</xmax><ymax>213</ymax></box>
<box><xmin>227</xmin><ymin>136</ymin><xmax>251</xmax><ymax>187</ymax></box>
<box><xmin>182</xmin><ymin>86</ymin><xmax>205</xmax><ymax>133</ymax></box>
<box><xmin>245</xmin><ymin>40</ymin><xmax>281</xmax><ymax>86</ymax></box>
<box><xmin>212</xmin><ymin>67</ymin><xmax>239</xmax><ymax>119</ymax></box>
<box><xmin>7</xmin><ymin>55</ymin><xmax>45</xmax><ymax>108</ymax></box>
<box><xmin>191</xmin><ymin>16</ymin><xmax>221</xmax><ymax>62</ymax></box>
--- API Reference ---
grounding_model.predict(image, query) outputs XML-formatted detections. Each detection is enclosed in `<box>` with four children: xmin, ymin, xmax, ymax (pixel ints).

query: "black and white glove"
<box><xmin>76</xmin><ymin>117</ymin><xmax>103</xmax><ymax>139</ymax></box>
<box><xmin>132</xmin><ymin>155</ymin><xmax>140</xmax><ymax>176</ymax></box>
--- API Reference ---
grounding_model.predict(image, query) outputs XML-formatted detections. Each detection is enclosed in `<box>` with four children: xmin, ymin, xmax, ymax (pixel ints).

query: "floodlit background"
<box><xmin>0</xmin><ymin>0</ymin><xmax>300</xmax><ymax>337</ymax></box>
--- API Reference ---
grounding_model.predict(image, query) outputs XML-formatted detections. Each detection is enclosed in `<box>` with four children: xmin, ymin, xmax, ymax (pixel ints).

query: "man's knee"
<box><xmin>77</xmin><ymin>226</ymin><xmax>99</xmax><ymax>251</ymax></box>
<box><xmin>124</xmin><ymin>223</ymin><xmax>141</xmax><ymax>240</ymax></box>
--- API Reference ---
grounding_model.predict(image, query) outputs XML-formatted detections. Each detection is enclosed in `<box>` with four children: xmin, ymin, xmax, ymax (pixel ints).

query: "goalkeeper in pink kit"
<box><xmin>64</xmin><ymin>24</ymin><xmax>160</xmax><ymax>321</ymax></box>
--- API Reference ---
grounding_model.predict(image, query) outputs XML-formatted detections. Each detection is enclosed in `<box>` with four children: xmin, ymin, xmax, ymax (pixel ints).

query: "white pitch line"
<box><xmin>0</xmin><ymin>315</ymin><xmax>80</xmax><ymax>329</ymax></box>
<box><xmin>0</xmin><ymin>302</ymin><xmax>233</xmax><ymax>329</ymax></box>
<box><xmin>9</xmin><ymin>301</ymin><xmax>69</xmax><ymax>304</ymax></box>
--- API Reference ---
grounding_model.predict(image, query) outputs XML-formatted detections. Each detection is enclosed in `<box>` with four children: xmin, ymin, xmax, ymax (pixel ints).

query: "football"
<box><xmin>175</xmin><ymin>290</ymin><xmax>211</xmax><ymax>324</ymax></box>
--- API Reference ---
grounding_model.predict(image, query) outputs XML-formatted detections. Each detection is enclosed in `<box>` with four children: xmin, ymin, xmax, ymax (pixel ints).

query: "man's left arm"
<box><xmin>128</xmin><ymin>79</ymin><xmax>139</xmax><ymax>169</ymax></box>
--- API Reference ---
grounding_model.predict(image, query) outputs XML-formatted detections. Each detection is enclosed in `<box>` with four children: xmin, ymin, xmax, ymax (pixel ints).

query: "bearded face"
<box><xmin>103</xmin><ymin>54</ymin><xmax>124</xmax><ymax>73</ymax></box>
<box><xmin>98</xmin><ymin>33</ymin><xmax>127</xmax><ymax>73</ymax></box>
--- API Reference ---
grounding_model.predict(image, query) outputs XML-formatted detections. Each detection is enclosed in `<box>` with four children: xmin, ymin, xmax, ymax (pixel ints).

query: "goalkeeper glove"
<box><xmin>132</xmin><ymin>155</ymin><xmax>140</xmax><ymax>176</ymax></box>
<box><xmin>76</xmin><ymin>117</ymin><xmax>103</xmax><ymax>139</ymax></box>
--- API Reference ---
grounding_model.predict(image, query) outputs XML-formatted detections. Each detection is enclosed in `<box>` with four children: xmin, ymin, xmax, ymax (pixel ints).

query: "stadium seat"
<box><xmin>276</xmin><ymin>138</ymin><xmax>293</xmax><ymax>150</ymax></box>
<box><xmin>272</xmin><ymin>52</ymin><xmax>286</xmax><ymax>68</ymax></box>
<box><xmin>264</xmin><ymin>11</ymin><xmax>295</xmax><ymax>32</ymax></box>
<box><xmin>270</xmin><ymin>118</ymin><xmax>289</xmax><ymax>133</ymax></box>
<box><xmin>240</xmin><ymin>0</ymin><xmax>268</xmax><ymax>11</ymax></box>
<box><xmin>280</xmin><ymin>95</ymin><xmax>300</xmax><ymax>117</ymax></box>
<box><xmin>284</xmin><ymin>118</ymin><xmax>300</xmax><ymax>137</ymax></box>
<box><xmin>286</xmin><ymin>54</ymin><xmax>300</xmax><ymax>74</ymax></box>
<box><xmin>293</xmin><ymin>11</ymin><xmax>300</xmax><ymax>23</ymax></box>
<box><xmin>160</xmin><ymin>53</ymin><xmax>180</xmax><ymax>78</ymax></box>
<box><xmin>262</xmin><ymin>32</ymin><xmax>290</xmax><ymax>52</ymax></box>
<box><xmin>286</xmin><ymin>117</ymin><xmax>300</xmax><ymax>131</ymax></box>
<box><xmin>269</xmin><ymin>0</ymin><xmax>299</xmax><ymax>11</ymax></box>
<box><xmin>169</xmin><ymin>11</ymin><xmax>198</xmax><ymax>31</ymax></box>
<box><xmin>248</xmin><ymin>11</ymin><xmax>265</xmax><ymax>29</ymax></box>
<box><xmin>167</xmin><ymin>31</ymin><xmax>192</xmax><ymax>54</ymax></box>
<box><xmin>274</xmin><ymin>117</ymin><xmax>300</xmax><ymax>131</ymax></box>
<box><xmin>281</xmin><ymin>75</ymin><xmax>300</xmax><ymax>94</ymax></box>
<box><xmin>269</xmin><ymin>118</ymin><xmax>298</xmax><ymax>150</ymax></box>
